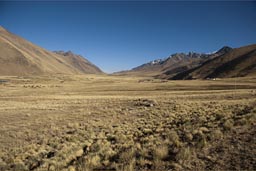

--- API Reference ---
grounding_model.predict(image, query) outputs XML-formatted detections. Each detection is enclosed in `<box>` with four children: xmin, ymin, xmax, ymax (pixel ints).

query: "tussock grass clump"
<box><xmin>153</xmin><ymin>144</ymin><xmax>169</xmax><ymax>161</ymax></box>
<box><xmin>211</xmin><ymin>129</ymin><xmax>223</xmax><ymax>141</ymax></box>
<box><xmin>167</xmin><ymin>130</ymin><xmax>181</xmax><ymax>147</ymax></box>
<box><xmin>83</xmin><ymin>155</ymin><xmax>101</xmax><ymax>170</ymax></box>
<box><xmin>223</xmin><ymin>119</ymin><xmax>234</xmax><ymax>131</ymax></box>
<box><xmin>176</xmin><ymin>147</ymin><xmax>192</xmax><ymax>165</ymax></box>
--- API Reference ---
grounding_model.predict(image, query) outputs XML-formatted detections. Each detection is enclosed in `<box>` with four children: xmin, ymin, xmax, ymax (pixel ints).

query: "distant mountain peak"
<box><xmin>216</xmin><ymin>46</ymin><xmax>233</xmax><ymax>54</ymax></box>
<box><xmin>65</xmin><ymin>50</ymin><xmax>74</xmax><ymax>55</ymax></box>
<box><xmin>54</xmin><ymin>50</ymin><xmax>75</xmax><ymax>56</ymax></box>
<box><xmin>168</xmin><ymin>52</ymin><xmax>207</xmax><ymax>61</ymax></box>
<box><xmin>150</xmin><ymin>59</ymin><xmax>164</xmax><ymax>65</ymax></box>
<box><xmin>54</xmin><ymin>50</ymin><xmax>88</xmax><ymax>59</ymax></box>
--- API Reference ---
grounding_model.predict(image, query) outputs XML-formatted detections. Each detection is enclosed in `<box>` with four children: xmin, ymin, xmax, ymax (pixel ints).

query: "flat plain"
<box><xmin>0</xmin><ymin>75</ymin><xmax>255</xmax><ymax>171</ymax></box>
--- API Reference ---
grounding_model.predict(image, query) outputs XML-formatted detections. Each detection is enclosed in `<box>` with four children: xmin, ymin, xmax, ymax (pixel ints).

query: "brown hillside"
<box><xmin>53</xmin><ymin>51</ymin><xmax>102</xmax><ymax>74</ymax></box>
<box><xmin>0</xmin><ymin>26</ymin><xmax>102</xmax><ymax>75</ymax></box>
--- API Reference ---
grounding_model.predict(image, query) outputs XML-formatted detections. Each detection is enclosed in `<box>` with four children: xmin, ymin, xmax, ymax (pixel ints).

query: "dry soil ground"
<box><xmin>0</xmin><ymin>75</ymin><xmax>255</xmax><ymax>171</ymax></box>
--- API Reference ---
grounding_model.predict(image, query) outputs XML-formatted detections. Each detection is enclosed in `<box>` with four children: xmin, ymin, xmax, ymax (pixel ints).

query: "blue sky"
<box><xmin>0</xmin><ymin>1</ymin><xmax>256</xmax><ymax>73</ymax></box>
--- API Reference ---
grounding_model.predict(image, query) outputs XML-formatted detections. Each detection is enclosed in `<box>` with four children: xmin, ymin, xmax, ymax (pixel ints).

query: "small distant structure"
<box><xmin>0</xmin><ymin>80</ymin><xmax>8</xmax><ymax>84</ymax></box>
<box><xmin>206</xmin><ymin>78</ymin><xmax>221</xmax><ymax>81</ymax></box>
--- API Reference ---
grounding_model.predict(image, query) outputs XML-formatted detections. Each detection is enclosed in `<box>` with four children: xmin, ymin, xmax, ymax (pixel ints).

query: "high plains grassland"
<box><xmin>0</xmin><ymin>75</ymin><xmax>255</xmax><ymax>171</ymax></box>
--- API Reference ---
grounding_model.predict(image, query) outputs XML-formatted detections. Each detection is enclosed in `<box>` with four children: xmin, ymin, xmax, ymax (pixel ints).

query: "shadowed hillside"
<box><xmin>172</xmin><ymin>44</ymin><xmax>256</xmax><ymax>80</ymax></box>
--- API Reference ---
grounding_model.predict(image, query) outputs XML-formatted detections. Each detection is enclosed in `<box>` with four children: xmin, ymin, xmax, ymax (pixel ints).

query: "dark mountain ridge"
<box><xmin>171</xmin><ymin>44</ymin><xmax>256</xmax><ymax>80</ymax></box>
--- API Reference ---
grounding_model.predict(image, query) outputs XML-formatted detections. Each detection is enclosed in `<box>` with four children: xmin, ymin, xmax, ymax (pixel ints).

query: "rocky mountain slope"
<box><xmin>0</xmin><ymin>26</ymin><xmax>103</xmax><ymax>75</ymax></box>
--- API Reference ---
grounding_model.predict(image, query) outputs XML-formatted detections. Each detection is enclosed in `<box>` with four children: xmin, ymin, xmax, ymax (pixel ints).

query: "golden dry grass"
<box><xmin>0</xmin><ymin>75</ymin><xmax>255</xmax><ymax>171</ymax></box>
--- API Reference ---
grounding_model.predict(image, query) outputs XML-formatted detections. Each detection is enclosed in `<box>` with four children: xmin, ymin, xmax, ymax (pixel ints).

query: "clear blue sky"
<box><xmin>0</xmin><ymin>1</ymin><xmax>256</xmax><ymax>73</ymax></box>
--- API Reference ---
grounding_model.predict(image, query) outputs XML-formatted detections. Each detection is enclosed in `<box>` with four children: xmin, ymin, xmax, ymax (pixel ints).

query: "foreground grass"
<box><xmin>0</xmin><ymin>75</ymin><xmax>255</xmax><ymax>171</ymax></box>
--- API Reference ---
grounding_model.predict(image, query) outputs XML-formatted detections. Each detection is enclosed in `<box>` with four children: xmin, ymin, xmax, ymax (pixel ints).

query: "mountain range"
<box><xmin>116</xmin><ymin>44</ymin><xmax>256</xmax><ymax>79</ymax></box>
<box><xmin>0</xmin><ymin>25</ymin><xmax>255</xmax><ymax>79</ymax></box>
